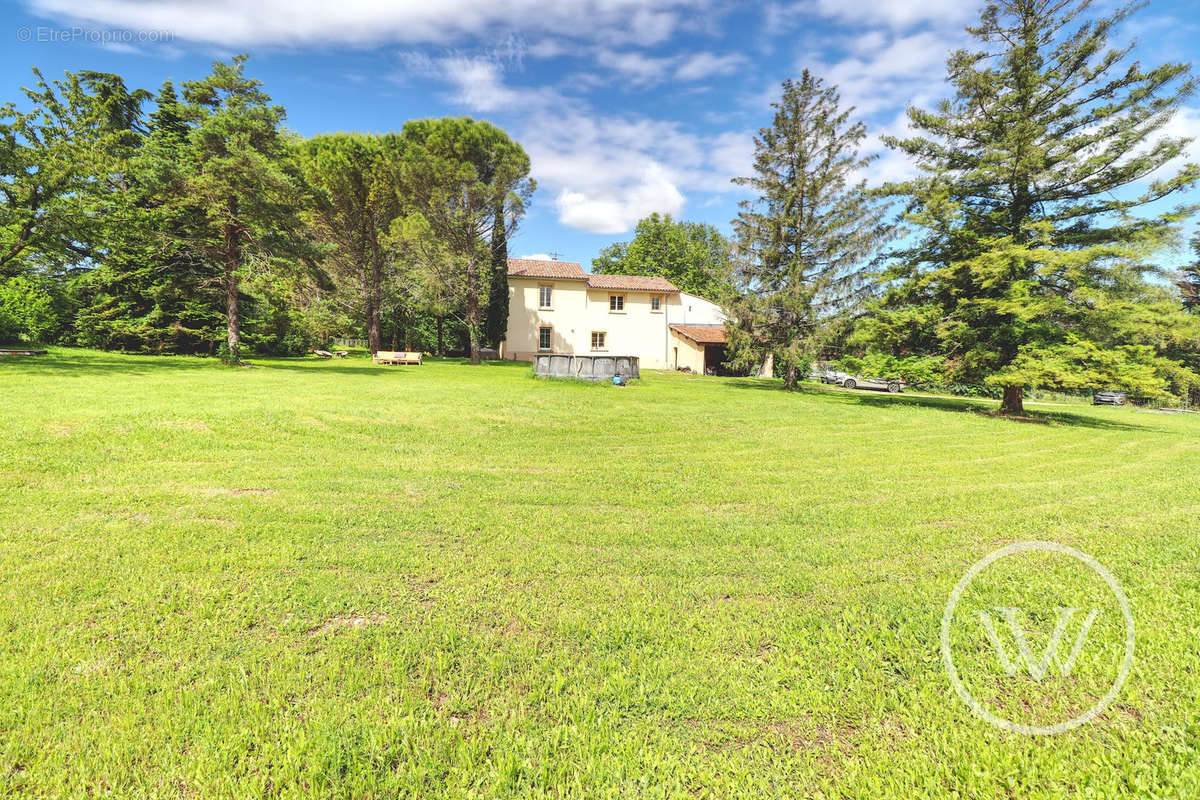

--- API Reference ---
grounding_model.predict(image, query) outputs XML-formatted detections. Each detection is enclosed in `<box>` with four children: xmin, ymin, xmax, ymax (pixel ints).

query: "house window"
<box><xmin>651</xmin><ymin>295</ymin><xmax>662</xmax><ymax>312</ymax></box>
<box><xmin>538</xmin><ymin>285</ymin><xmax>553</xmax><ymax>309</ymax></box>
<box><xmin>538</xmin><ymin>326</ymin><xmax>552</xmax><ymax>351</ymax></box>
<box><xmin>591</xmin><ymin>331</ymin><xmax>606</xmax><ymax>351</ymax></box>
<box><xmin>609</xmin><ymin>295</ymin><xmax>625</xmax><ymax>312</ymax></box>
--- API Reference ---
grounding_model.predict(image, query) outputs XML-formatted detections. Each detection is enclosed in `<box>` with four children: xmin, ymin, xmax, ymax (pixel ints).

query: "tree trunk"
<box><xmin>466</xmin><ymin>256</ymin><xmax>482</xmax><ymax>364</ymax></box>
<box><xmin>466</xmin><ymin>292</ymin><xmax>481</xmax><ymax>365</ymax></box>
<box><xmin>436</xmin><ymin>316</ymin><xmax>445</xmax><ymax>356</ymax></box>
<box><xmin>366</xmin><ymin>235</ymin><xmax>383</xmax><ymax>354</ymax></box>
<box><xmin>368</xmin><ymin>299</ymin><xmax>381</xmax><ymax>354</ymax></box>
<box><xmin>222</xmin><ymin>203</ymin><xmax>241</xmax><ymax>365</ymax></box>
<box><xmin>784</xmin><ymin>363</ymin><xmax>798</xmax><ymax>390</ymax></box>
<box><xmin>1001</xmin><ymin>385</ymin><xmax>1024</xmax><ymax>415</ymax></box>
<box><xmin>362</xmin><ymin>275</ymin><xmax>380</xmax><ymax>354</ymax></box>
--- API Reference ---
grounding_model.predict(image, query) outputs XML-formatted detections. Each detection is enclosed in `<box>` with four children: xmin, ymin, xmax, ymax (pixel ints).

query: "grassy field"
<box><xmin>1</xmin><ymin>349</ymin><xmax>1198</xmax><ymax>798</ymax></box>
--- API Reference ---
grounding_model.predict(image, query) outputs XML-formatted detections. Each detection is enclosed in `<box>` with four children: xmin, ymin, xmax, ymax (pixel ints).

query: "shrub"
<box><xmin>0</xmin><ymin>276</ymin><xmax>67</xmax><ymax>345</ymax></box>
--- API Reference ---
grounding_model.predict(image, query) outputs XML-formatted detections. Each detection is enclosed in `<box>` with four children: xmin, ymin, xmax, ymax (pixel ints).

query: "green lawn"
<box><xmin>2</xmin><ymin>349</ymin><xmax>1198</xmax><ymax>798</ymax></box>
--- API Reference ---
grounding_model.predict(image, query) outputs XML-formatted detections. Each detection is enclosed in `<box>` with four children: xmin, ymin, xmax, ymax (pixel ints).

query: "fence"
<box><xmin>331</xmin><ymin>337</ymin><xmax>367</xmax><ymax>349</ymax></box>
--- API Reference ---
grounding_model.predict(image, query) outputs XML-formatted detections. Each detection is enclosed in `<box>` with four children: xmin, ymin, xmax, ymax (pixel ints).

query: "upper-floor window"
<box><xmin>651</xmin><ymin>295</ymin><xmax>662</xmax><ymax>312</ymax></box>
<box><xmin>538</xmin><ymin>326</ymin><xmax>552</xmax><ymax>351</ymax></box>
<box><xmin>539</xmin><ymin>285</ymin><xmax>553</xmax><ymax>309</ymax></box>
<box><xmin>609</xmin><ymin>295</ymin><xmax>625</xmax><ymax>312</ymax></box>
<box><xmin>590</xmin><ymin>331</ymin><xmax>606</xmax><ymax>350</ymax></box>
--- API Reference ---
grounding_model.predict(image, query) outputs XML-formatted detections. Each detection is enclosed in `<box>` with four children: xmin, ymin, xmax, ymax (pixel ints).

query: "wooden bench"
<box><xmin>373</xmin><ymin>350</ymin><xmax>423</xmax><ymax>365</ymax></box>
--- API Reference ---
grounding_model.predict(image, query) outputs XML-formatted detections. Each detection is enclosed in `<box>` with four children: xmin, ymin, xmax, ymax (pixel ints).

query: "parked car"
<box><xmin>1093</xmin><ymin>389</ymin><xmax>1128</xmax><ymax>406</ymax></box>
<box><xmin>821</xmin><ymin>371</ymin><xmax>906</xmax><ymax>393</ymax></box>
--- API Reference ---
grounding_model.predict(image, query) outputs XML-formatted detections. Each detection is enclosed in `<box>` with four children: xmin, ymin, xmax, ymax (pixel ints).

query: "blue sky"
<box><xmin>4</xmin><ymin>0</ymin><xmax>1200</xmax><ymax>269</ymax></box>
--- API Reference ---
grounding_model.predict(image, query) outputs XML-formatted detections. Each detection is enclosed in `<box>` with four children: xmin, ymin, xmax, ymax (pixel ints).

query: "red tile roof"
<box><xmin>669</xmin><ymin>324</ymin><xmax>727</xmax><ymax>345</ymax></box>
<box><xmin>586</xmin><ymin>274</ymin><xmax>680</xmax><ymax>293</ymax></box>
<box><xmin>507</xmin><ymin>258</ymin><xmax>587</xmax><ymax>280</ymax></box>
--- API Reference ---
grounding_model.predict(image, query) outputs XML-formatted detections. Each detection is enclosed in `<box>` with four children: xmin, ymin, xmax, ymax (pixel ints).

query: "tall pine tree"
<box><xmin>727</xmin><ymin>71</ymin><xmax>892</xmax><ymax>389</ymax></box>
<box><xmin>871</xmin><ymin>0</ymin><xmax>1199</xmax><ymax>412</ymax></box>
<box><xmin>76</xmin><ymin>81</ymin><xmax>225</xmax><ymax>353</ymax></box>
<box><xmin>179</xmin><ymin>55</ymin><xmax>312</xmax><ymax>364</ymax></box>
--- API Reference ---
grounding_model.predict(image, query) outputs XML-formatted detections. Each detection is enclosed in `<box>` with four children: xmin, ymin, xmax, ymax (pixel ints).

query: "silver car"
<box><xmin>833</xmin><ymin>372</ymin><xmax>906</xmax><ymax>393</ymax></box>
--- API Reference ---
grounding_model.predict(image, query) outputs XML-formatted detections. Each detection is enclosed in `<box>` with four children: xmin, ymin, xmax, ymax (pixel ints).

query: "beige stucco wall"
<box><xmin>504</xmin><ymin>277</ymin><xmax>725</xmax><ymax>370</ymax></box>
<box><xmin>668</xmin><ymin>330</ymin><xmax>708</xmax><ymax>373</ymax></box>
<box><xmin>504</xmin><ymin>277</ymin><xmax>590</xmax><ymax>361</ymax></box>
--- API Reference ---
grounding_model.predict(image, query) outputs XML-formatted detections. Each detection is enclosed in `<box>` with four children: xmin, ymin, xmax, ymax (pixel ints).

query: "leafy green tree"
<box><xmin>393</xmin><ymin>117</ymin><xmax>533</xmax><ymax>364</ymax></box>
<box><xmin>0</xmin><ymin>274</ymin><xmax>66</xmax><ymax>344</ymax></box>
<box><xmin>871</xmin><ymin>0</ymin><xmax>1199</xmax><ymax>413</ymax></box>
<box><xmin>294</xmin><ymin>133</ymin><xmax>403</xmax><ymax>353</ymax></box>
<box><xmin>726</xmin><ymin>71</ymin><xmax>892</xmax><ymax>389</ymax></box>
<box><xmin>591</xmin><ymin>213</ymin><xmax>733</xmax><ymax>299</ymax></box>
<box><xmin>0</xmin><ymin>69</ymin><xmax>141</xmax><ymax>276</ymax></box>
<box><xmin>175</xmin><ymin>55</ymin><xmax>314</xmax><ymax>364</ymax></box>
<box><xmin>74</xmin><ymin>81</ymin><xmax>226</xmax><ymax>353</ymax></box>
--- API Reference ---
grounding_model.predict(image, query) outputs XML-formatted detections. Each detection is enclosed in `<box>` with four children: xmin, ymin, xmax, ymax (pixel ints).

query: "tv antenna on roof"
<box><xmin>548</xmin><ymin>250</ymin><xmax>562</xmax><ymax>261</ymax></box>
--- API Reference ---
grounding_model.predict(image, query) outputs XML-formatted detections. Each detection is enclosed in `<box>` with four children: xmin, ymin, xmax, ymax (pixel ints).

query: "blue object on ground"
<box><xmin>612</xmin><ymin>376</ymin><xmax>624</xmax><ymax>386</ymax></box>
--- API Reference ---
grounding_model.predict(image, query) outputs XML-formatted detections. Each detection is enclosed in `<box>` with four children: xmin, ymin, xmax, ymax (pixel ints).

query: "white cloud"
<box><xmin>857</xmin><ymin>111</ymin><xmax>920</xmax><ymax>184</ymax></box>
<box><xmin>27</xmin><ymin>0</ymin><xmax>712</xmax><ymax>47</ymax></box>
<box><xmin>557</xmin><ymin>164</ymin><xmax>685</xmax><ymax>233</ymax></box>
<box><xmin>705</xmin><ymin>130</ymin><xmax>754</xmax><ymax>185</ymax></box>
<box><xmin>439</xmin><ymin>57</ymin><xmax>565</xmax><ymax>112</ymax></box>
<box><xmin>674</xmin><ymin>51</ymin><xmax>746</xmax><ymax>81</ymax></box>
<box><xmin>516</xmin><ymin>253</ymin><xmax>558</xmax><ymax>260</ymax></box>
<box><xmin>594</xmin><ymin>49</ymin><xmax>678</xmax><ymax>85</ymax></box>
<box><xmin>1157</xmin><ymin>106</ymin><xmax>1200</xmax><ymax>176</ymax></box>
<box><xmin>406</xmin><ymin>51</ymin><xmax>750</xmax><ymax>233</ymax></box>
<box><xmin>398</xmin><ymin>51</ymin><xmax>573</xmax><ymax>112</ymax></box>
<box><xmin>521</xmin><ymin>108</ymin><xmax>753</xmax><ymax>232</ymax></box>
<box><xmin>771</xmin><ymin>0</ymin><xmax>974</xmax><ymax>32</ymax></box>
<box><xmin>816</xmin><ymin>29</ymin><xmax>959</xmax><ymax>116</ymax></box>
<box><xmin>592</xmin><ymin>48</ymin><xmax>747</xmax><ymax>86</ymax></box>
<box><xmin>526</xmin><ymin>38</ymin><xmax>569</xmax><ymax>59</ymax></box>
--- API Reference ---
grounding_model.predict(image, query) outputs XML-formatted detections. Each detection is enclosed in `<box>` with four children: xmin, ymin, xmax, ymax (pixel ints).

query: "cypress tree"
<box><xmin>484</xmin><ymin>203</ymin><xmax>509</xmax><ymax>351</ymax></box>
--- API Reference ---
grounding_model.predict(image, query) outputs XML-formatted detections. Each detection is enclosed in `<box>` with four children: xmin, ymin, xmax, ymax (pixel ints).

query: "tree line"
<box><xmin>720</xmin><ymin>0</ymin><xmax>1200</xmax><ymax>413</ymax></box>
<box><xmin>3</xmin><ymin>0</ymin><xmax>1200</xmax><ymax>413</ymax></box>
<box><xmin>0</xmin><ymin>55</ymin><xmax>531</xmax><ymax>363</ymax></box>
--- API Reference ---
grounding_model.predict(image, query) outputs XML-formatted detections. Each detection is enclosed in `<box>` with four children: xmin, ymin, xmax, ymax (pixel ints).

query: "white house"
<box><xmin>501</xmin><ymin>258</ymin><xmax>729</xmax><ymax>372</ymax></box>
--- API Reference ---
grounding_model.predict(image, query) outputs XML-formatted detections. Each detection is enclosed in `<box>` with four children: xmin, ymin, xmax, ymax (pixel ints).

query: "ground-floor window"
<box><xmin>538</xmin><ymin>326</ymin><xmax>552</xmax><ymax>351</ymax></box>
<box><xmin>591</xmin><ymin>331</ymin><xmax>606</xmax><ymax>350</ymax></box>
